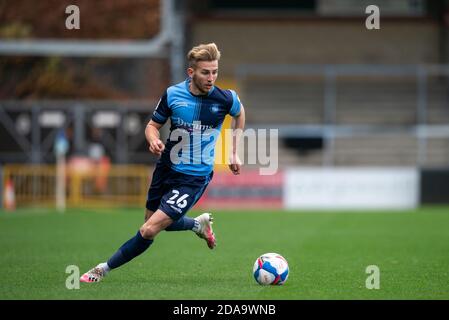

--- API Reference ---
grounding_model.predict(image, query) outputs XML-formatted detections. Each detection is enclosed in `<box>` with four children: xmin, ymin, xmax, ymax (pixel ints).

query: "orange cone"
<box><xmin>4</xmin><ymin>178</ymin><xmax>16</xmax><ymax>211</ymax></box>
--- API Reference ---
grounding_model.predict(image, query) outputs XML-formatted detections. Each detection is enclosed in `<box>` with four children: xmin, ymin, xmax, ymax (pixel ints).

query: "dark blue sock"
<box><xmin>107</xmin><ymin>231</ymin><xmax>153</xmax><ymax>270</ymax></box>
<box><xmin>165</xmin><ymin>216</ymin><xmax>196</xmax><ymax>231</ymax></box>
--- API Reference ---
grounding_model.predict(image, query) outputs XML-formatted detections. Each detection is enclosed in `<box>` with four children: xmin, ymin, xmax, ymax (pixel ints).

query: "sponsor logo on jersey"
<box><xmin>174</xmin><ymin>102</ymin><xmax>188</xmax><ymax>107</ymax></box>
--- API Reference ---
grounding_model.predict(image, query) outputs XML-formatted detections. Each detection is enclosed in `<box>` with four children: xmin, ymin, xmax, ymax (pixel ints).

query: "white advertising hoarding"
<box><xmin>284</xmin><ymin>168</ymin><xmax>419</xmax><ymax>210</ymax></box>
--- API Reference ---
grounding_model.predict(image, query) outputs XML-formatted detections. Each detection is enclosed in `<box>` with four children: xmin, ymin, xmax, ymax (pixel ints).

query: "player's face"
<box><xmin>188</xmin><ymin>60</ymin><xmax>218</xmax><ymax>95</ymax></box>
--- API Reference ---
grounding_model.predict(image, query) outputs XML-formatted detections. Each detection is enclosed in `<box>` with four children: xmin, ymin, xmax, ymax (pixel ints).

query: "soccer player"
<box><xmin>80</xmin><ymin>43</ymin><xmax>245</xmax><ymax>282</ymax></box>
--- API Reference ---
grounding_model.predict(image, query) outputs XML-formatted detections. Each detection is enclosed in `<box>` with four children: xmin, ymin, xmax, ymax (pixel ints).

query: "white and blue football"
<box><xmin>253</xmin><ymin>252</ymin><xmax>289</xmax><ymax>285</ymax></box>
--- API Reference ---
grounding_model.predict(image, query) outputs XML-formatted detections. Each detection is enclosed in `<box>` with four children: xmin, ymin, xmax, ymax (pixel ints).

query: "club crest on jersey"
<box><xmin>210</xmin><ymin>104</ymin><xmax>220</xmax><ymax>114</ymax></box>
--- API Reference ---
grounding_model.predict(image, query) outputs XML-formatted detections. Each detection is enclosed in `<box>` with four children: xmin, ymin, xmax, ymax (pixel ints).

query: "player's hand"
<box><xmin>149</xmin><ymin>139</ymin><xmax>165</xmax><ymax>156</ymax></box>
<box><xmin>229</xmin><ymin>153</ymin><xmax>242</xmax><ymax>175</ymax></box>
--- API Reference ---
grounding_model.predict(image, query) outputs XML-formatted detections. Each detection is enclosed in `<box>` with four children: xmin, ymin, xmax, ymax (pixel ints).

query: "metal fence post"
<box><xmin>417</xmin><ymin>66</ymin><xmax>428</xmax><ymax>167</ymax></box>
<box><xmin>73</xmin><ymin>104</ymin><xmax>86</xmax><ymax>155</ymax></box>
<box><xmin>323</xmin><ymin>67</ymin><xmax>337</xmax><ymax>167</ymax></box>
<box><xmin>31</xmin><ymin>104</ymin><xmax>41</xmax><ymax>163</ymax></box>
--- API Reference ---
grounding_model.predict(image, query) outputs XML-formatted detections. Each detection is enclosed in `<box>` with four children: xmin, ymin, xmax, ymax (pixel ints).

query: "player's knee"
<box><xmin>144</xmin><ymin>209</ymin><xmax>154</xmax><ymax>222</ymax></box>
<box><xmin>140</xmin><ymin>225</ymin><xmax>156</xmax><ymax>240</ymax></box>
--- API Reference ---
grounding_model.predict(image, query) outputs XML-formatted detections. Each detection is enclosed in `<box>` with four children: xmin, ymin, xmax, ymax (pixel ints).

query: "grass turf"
<box><xmin>0</xmin><ymin>207</ymin><xmax>448</xmax><ymax>299</ymax></box>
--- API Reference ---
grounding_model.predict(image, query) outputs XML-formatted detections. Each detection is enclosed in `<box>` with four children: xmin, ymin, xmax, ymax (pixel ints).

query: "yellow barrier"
<box><xmin>214</xmin><ymin>78</ymin><xmax>239</xmax><ymax>171</ymax></box>
<box><xmin>3</xmin><ymin>164</ymin><xmax>152</xmax><ymax>209</ymax></box>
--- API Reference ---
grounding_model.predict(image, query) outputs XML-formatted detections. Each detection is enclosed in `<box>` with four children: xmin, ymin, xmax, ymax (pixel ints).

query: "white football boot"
<box><xmin>194</xmin><ymin>213</ymin><xmax>216</xmax><ymax>249</ymax></box>
<box><xmin>80</xmin><ymin>264</ymin><xmax>107</xmax><ymax>283</ymax></box>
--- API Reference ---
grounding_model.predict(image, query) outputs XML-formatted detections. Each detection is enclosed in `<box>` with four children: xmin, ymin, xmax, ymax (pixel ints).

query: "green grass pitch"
<box><xmin>0</xmin><ymin>207</ymin><xmax>448</xmax><ymax>299</ymax></box>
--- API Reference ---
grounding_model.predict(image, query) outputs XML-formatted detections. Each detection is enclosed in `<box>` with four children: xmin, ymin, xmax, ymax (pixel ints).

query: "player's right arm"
<box><xmin>145</xmin><ymin>120</ymin><xmax>165</xmax><ymax>156</ymax></box>
<box><xmin>146</xmin><ymin>92</ymin><xmax>170</xmax><ymax>156</ymax></box>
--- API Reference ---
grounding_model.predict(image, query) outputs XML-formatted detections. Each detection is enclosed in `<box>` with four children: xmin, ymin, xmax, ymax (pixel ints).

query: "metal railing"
<box><xmin>0</xmin><ymin>100</ymin><xmax>159</xmax><ymax>164</ymax></box>
<box><xmin>2</xmin><ymin>164</ymin><xmax>152</xmax><ymax>208</ymax></box>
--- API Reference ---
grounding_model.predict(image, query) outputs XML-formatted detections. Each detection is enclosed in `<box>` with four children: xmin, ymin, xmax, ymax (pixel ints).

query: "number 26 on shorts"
<box><xmin>166</xmin><ymin>189</ymin><xmax>189</xmax><ymax>209</ymax></box>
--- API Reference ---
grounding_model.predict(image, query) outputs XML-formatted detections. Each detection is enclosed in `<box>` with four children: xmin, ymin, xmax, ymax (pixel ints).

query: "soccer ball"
<box><xmin>253</xmin><ymin>252</ymin><xmax>289</xmax><ymax>285</ymax></box>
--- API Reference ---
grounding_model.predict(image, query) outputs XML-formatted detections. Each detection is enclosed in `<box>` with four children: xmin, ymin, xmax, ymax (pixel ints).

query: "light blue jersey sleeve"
<box><xmin>229</xmin><ymin>90</ymin><xmax>242</xmax><ymax>117</ymax></box>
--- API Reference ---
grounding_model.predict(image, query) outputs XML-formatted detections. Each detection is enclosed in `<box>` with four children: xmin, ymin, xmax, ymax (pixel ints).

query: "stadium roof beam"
<box><xmin>0</xmin><ymin>38</ymin><xmax>168</xmax><ymax>58</ymax></box>
<box><xmin>0</xmin><ymin>0</ymin><xmax>176</xmax><ymax>58</ymax></box>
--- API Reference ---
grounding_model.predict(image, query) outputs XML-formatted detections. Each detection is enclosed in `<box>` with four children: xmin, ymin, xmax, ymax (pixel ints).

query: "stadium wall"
<box><xmin>197</xmin><ymin>170</ymin><xmax>284</xmax><ymax>209</ymax></box>
<box><xmin>1</xmin><ymin>165</ymin><xmax>448</xmax><ymax>210</ymax></box>
<box><xmin>420</xmin><ymin>168</ymin><xmax>449</xmax><ymax>205</ymax></box>
<box><xmin>191</xmin><ymin>20</ymin><xmax>439</xmax><ymax>77</ymax></box>
<box><xmin>200</xmin><ymin>167</ymin><xmax>448</xmax><ymax>210</ymax></box>
<box><xmin>196</xmin><ymin>168</ymin><xmax>420</xmax><ymax>211</ymax></box>
<box><xmin>283</xmin><ymin>167</ymin><xmax>419</xmax><ymax>210</ymax></box>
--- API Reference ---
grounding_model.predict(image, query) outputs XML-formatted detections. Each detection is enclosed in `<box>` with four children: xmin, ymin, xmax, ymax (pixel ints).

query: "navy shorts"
<box><xmin>146</xmin><ymin>162</ymin><xmax>213</xmax><ymax>221</ymax></box>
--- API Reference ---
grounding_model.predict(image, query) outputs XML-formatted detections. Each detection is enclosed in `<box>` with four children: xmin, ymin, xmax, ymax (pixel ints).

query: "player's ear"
<box><xmin>187</xmin><ymin>67</ymin><xmax>194</xmax><ymax>78</ymax></box>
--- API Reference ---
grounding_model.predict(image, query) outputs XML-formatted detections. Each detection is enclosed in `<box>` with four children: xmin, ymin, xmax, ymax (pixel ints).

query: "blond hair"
<box><xmin>187</xmin><ymin>43</ymin><xmax>221</xmax><ymax>68</ymax></box>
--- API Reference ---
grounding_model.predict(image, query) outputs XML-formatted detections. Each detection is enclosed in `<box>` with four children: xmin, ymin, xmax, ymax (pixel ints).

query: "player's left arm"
<box><xmin>229</xmin><ymin>105</ymin><xmax>245</xmax><ymax>175</ymax></box>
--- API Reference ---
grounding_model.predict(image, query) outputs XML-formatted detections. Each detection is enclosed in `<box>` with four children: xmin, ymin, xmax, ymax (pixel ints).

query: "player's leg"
<box><xmin>146</xmin><ymin>164</ymin><xmax>215</xmax><ymax>244</ymax></box>
<box><xmin>144</xmin><ymin>209</ymin><xmax>202</xmax><ymax>233</ymax></box>
<box><xmin>145</xmin><ymin>209</ymin><xmax>198</xmax><ymax>231</ymax></box>
<box><xmin>189</xmin><ymin>172</ymin><xmax>216</xmax><ymax>248</ymax></box>
<box><xmin>165</xmin><ymin>215</ymin><xmax>197</xmax><ymax>231</ymax></box>
<box><xmin>143</xmin><ymin>161</ymin><xmax>171</xmax><ymax>223</ymax></box>
<box><xmin>107</xmin><ymin>166</ymin><xmax>167</xmax><ymax>269</ymax></box>
<box><xmin>193</xmin><ymin>212</ymin><xmax>216</xmax><ymax>249</ymax></box>
<box><xmin>139</xmin><ymin>208</ymin><xmax>174</xmax><ymax>240</ymax></box>
<box><xmin>163</xmin><ymin>212</ymin><xmax>215</xmax><ymax>249</ymax></box>
<box><xmin>80</xmin><ymin>209</ymin><xmax>173</xmax><ymax>283</ymax></box>
<box><xmin>107</xmin><ymin>209</ymin><xmax>172</xmax><ymax>267</ymax></box>
<box><xmin>162</xmin><ymin>171</ymin><xmax>216</xmax><ymax>248</ymax></box>
<box><xmin>80</xmin><ymin>163</ymin><xmax>168</xmax><ymax>283</ymax></box>
<box><xmin>144</xmin><ymin>209</ymin><xmax>154</xmax><ymax>222</ymax></box>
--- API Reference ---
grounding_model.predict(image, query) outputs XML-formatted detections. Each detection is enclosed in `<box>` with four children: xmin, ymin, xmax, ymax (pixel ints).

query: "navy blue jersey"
<box><xmin>151</xmin><ymin>78</ymin><xmax>242</xmax><ymax>176</ymax></box>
